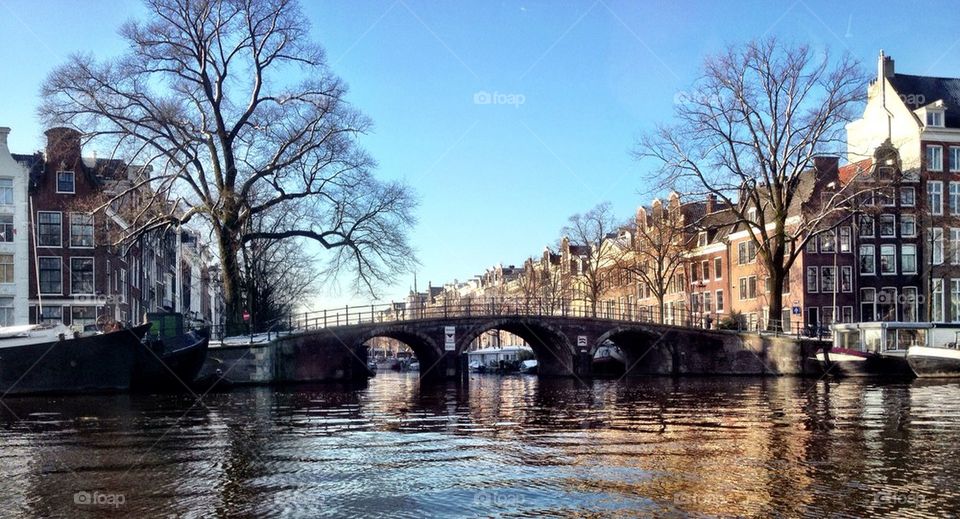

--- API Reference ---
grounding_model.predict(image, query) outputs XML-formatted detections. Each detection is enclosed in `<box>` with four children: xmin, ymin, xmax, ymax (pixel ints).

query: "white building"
<box><xmin>0</xmin><ymin>127</ymin><xmax>30</xmax><ymax>325</ymax></box>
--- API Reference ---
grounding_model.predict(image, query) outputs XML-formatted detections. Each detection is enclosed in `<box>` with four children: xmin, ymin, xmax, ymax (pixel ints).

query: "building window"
<box><xmin>953</xmin><ymin>228</ymin><xmax>960</xmax><ymax>265</ymax></box>
<box><xmin>39</xmin><ymin>257</ymin><xmax>62</xmax><ymax>294</ymax></box>
<box><xmin>697</xmin><ymin>232</ymin><xmax>707</xmax><ymax>247</ymax></box>
<box><xmin>0</xmin><ymin>297</ymin><xmax>12</xmax><ymax>327</ymax></box>
<box><xmin>0</xmin><ymin>214</ymin><xmax>12</xmax><ymax>242</ymax></box>
<box><xmin>927</xmin><ymin>111</ymin><xmax>945</xmax><ymax>127</ymax></box>
<box><xmin>71</xmin><ymin>306</ymin><xmax>97</xmax><ymax>329</ymax></box>
<box><xmin>690</xmin><ymin>262</ymin><xmax>699</xmax><ymax>282</ymax></box>
<box><xmin>876</xmin><ymin>188</ymin><xmax>894</xmax><ymax>207</ymax></box>
<box><xmin>841</xmin><ymin>306</ymin><xmax>853</xmax><ymax>323</ymax></box>
<box><xmin>38</xmin><ymin>305</ymin><xmax>63</xmax><ymax>324</ymax></box>
<box><xmin>739</xmin><ymin>276</ymin><xmax>757</xmax><ymax>300</ymax></box>
<box><xmin>701</xmin><ymin>260</ymin><xmax>710</xmax><ymax>280</ymax></box>
<box><xmin>859</xmin><ymin>244</ymin><xmax>875</xmax><ymax>275</ymax></box>
<box><xmin>839</xmin><ymin>227</ymin><xmax>851</xmax><ymax>253</ymax></box>
<box><xmin>806</xmin><ymin>267</ymin><xmax>819</xmax><ymax>293</ymax></box>
<box><xmin>878</xmin><ymin>215</ymin><xmax>896</xmax><ymax>237</ymax></box>
<box><xmin>902</xmin><ymin>287</ymin><xmax>919</xmax><ymax>323</ymax></box>
<box><xmin>928</xmin><ymin>145</ymin><xmax>945</xmax><ymax>172</ymax></box>
<box><xmin>738</xmin><ymin>241</ymin><xmax>757</xmax><ymax>264</ymax></box>
<box><xmin>821</xmin><ymin>266</ymin><xmax>836</xmax><ymax>293</ymax></box>
<box><xmin>901</xmin><ymin>215</ymin><xmax>916</xmax><ymax>238</ymax></box>
<box><xmin>70</xmin><ymin>257</ymin><xmax>94</xmax><ymax>295</ymax></box>
<box><xmin>56</xmin><ymin>171</ymin><xmax>75</xmax><ymax>193</ymax></box>
<box><xmin>859</xmin><ymin>215</ymin><xmax>874</xmax><ymax>237</ymax></box>
<box><xmin>902</xmin><ymin>244</ymin><xmax>917</xmax><ymax>274</ymax></box>
<box><xmin>930</xmin><ymin>227</ymin><xmax>945</xmax><ymax>265</ymax></box>
<box><xmin>952</xmin><ymin>281</ymin><xmax>960</xmax><ymax>322</ymax></box>
<box><xmin>37</xmin><ymin>211</ymin><xmax>62</xmax><ymax>247</ymax></box>
<box><xmin>69</xmin><ymin>213</ymin><xmax>95</xmax><ymax>248</ymax></box>
<box><xmin>879</xmin><ymin>244</ymin><xmax>896</xmax><ymax>274</ymax></box>
<box><xmin>714</xmin><ymin>257</ymin><xmax>722</xmax><ymax>280</ymax></box>
<box><xmin>703</xmin><ymin>291</ymin><xmax>712</xmax><ymax>313</ymax></box>
<box><xmin>783</xmin><ymin>273</ymin><xmax>791</xmax><ymax>294</ymax></box>
<box><xmin>716</xmin><ymin>290</ymin><xmax>724</xmax><ymax>312</ymax></box>
<box><xmin>861</xmin><ymin>191</ymin><xmax>874</xmax><ymax>206</ymax></box>
<box><xmin>901</xmin><ymin>187</ymin><xmax>915</xmax><ymax>207</ymax></box>
<box><xmin>806</xmin><ymin>238</ymin><xmax>818</xmax><ymax>253</ymax></box>
<box><xmin>950</xmin><ymin>183</ymin><xmax>960</xmax><ymax>215</ymax></box>
<box><xmin>0</xmin><ymin>254</ymin><xmax>12</xmax><ymax>284</ymax></box>
<box><xmin>0</xmin><ymin>178</ymin><xmax>12</xmax><ymax>205</ymax></box>
<box><xmin>861</xmin><ymin>288</ymin><xmax>875</xmax><ymax>321</ymax></box>
<box><xmin>932</xmin><ymin>279</ymin><xmax>945</xmax><ymax>322</ymax></box>
<box><xmin>951</xmin><ymin>147</ymin><xmax>960</xmax><ymax>172</ymax></box>
<box><xmin>929</xmin><ymin>181</ymin><xmax>943</xmax><ymax>215</ymax></box>
<box><xmin>819</xmin><ymin>230</ymin><xmax>836</xmax><ymax>252</ymax></box>
<box><xmin>840</xmin><ymin>266</ymin><xmax>853</xmax><ymax>293</ymax></box>
<box><xmin>878</xmin><ymin>288</ymin><xmax>897</xmax><ymax>321</ymax></box>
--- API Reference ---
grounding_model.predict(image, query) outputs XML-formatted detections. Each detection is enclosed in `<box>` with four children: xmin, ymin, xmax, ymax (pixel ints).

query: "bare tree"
<box><xmin>561</xmin><ymin>202</ymin><xmax>617</xmax><ymax>317</ymax></box>
<box><xmin>39</xmin><ymin>0</ymin><xmax>416</xmax><ymax>331</ymax></box>
<box><xmin>240</xmin><ymin>208</ymin><xmax>321</xmax><ymax>332</ymax></box>
<box><xmin>637</xmin><ymin>38</ymin><xmax>867</xmax><ymax>330</ymax></box>
<box><xmin>614</xmin><ymin>206</ymin><xmax>690</xmax><ymax>324</ymax></box>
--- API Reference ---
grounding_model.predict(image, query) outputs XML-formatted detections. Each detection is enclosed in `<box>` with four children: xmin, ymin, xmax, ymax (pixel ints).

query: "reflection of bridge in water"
<box><xmin>257</xmin><ymin>299</ymin><xmax>825</xmax><ymax>381</ymax></box>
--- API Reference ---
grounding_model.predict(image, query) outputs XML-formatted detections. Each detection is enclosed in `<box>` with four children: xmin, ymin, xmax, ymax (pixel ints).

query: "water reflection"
<box><xmin>0</xmin><ymin>374</ymin><xmax>957</xmax><ymax>517</ymax></box>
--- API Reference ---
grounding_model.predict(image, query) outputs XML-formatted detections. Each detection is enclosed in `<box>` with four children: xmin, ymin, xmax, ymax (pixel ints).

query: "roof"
<box><xmin>888</xmin><ymin>73</ymin><xmax>960</xmax><ymax>127</ymax></box>
<box><xmin>838</xmin><ymin>158</ymin><xmax>873</xmax><ymax>185</ymax></box>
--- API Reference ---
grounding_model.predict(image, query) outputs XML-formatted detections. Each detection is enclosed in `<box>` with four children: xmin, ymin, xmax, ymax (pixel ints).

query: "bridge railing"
<box><xmin>274</xmin><ymin>298</ymin><xmax>831</xmax><ymax>340</ymax></box>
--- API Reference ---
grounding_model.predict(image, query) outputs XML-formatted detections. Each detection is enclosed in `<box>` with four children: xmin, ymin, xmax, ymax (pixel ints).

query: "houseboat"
<box><xmin>905</xmin><ymin>324</ymin><xmax>960</xmax><ymax>378</ymax></box>
<box><xmin>820</xmin><ymin>322</ymin><xmax>919</xmax><ymax>377</ymax></box>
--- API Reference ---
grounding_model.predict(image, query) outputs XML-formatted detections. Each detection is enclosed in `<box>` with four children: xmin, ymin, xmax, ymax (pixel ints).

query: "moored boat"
<box><xmin>907</xmin><ymin>345</ymin><xmax>960</xmax><ymax>377</ymax></box>
<box><xmin>519</xmin><ymin>359</ymin><xmax>538</xmax><ymax>374</ymax></box>
<box><xmin>0</xmin><ymin>323</ymin><xmax>152</xmax><ymax>395</ymax></box>
<box><xmin>818</xmin><ymin>322</ymin><xmax>918</xmax><ymax>377</ymax></box>
<box><xmin>133</xmin><ymin>329</ymin><xmax>210</xmax><ymax>391</ymax></box>
<box><xmin>133</xmin><ymin>313</ymin><xmax>210</xmax><ymax>391</ymax></box>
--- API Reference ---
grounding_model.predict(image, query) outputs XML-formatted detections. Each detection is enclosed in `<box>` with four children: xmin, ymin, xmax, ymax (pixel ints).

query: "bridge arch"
<box><xmin>593</xmin><ymin>325</ymin><xmax>677</xmax><ymax>376</ymax></box>
<box><xmin>356</xmin><ymin>326</ymin><xmax>444</xmax><ymax>369</ymax></box>
<box><xmin>456</xmin><ymin>318</ymin><xmax>576</xmax><ymax>376</ymax></box>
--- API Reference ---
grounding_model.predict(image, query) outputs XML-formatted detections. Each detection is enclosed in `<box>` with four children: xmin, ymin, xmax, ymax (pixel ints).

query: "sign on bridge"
<box><xmin>444</xmin><ymin>326</ymin><xmax>456</xmax><ymax>351</ymax></box>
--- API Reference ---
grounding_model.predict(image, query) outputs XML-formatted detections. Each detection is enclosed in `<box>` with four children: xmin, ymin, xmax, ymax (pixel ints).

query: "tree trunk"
<box><xmin>766</xmin><ymin>265</ymin><xmax>786</xmax><ymax>332</ymax></box>
<box><xmin>217</xmin><ymin>227</ymin><xmax>244</xmax><ymax>336</ymax></box>
<box><xmin>657</xmin><ymin>297</ymin><xmax>665</xmax><ymax>325</ymax></box>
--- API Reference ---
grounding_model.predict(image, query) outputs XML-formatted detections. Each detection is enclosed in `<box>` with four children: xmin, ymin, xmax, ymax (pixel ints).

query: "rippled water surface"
<box><xmin>1</xmin><ymin>373</ymin><xmax>959</xmax><ymax>517</ymax></box>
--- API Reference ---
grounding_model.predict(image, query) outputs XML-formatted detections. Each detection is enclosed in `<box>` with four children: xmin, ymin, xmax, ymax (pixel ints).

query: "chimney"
<box><xmin>878</xmin><ymin>50</ymin><xmax>894</xmax><ymax>82</ymax></box>
<box><xmin>44</xmin><ymin>127</ymin><xmax>82</xmax><ymax>163</ymax></box>
<box><xmin>0</xmin><ymin>127</ymin><xmax>10</xmax><ymax>156</ymax></box>
<box><xmin>705</xmin><ymin>194</ymin><xmax>716</xmax><ymax>214</ymax></box>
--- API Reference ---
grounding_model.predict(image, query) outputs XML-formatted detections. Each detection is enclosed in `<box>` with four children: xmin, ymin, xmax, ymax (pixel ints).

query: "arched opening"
<box><xmin>591</xmin><ymin>340</ymin><xmax>626</xmax><ymax>377</ymax></box>
<box><xmin>360</xmin><ymin>328</ymin><xmax>442</xmax><ymax>376</ymax></box>
<box><xmin>459</xmin><ymin>319</ymin><xmax>575</xmax><ymax>377</ymax></box>
<box><xmin>596</xmin><ymin>328</ymin><xmax>674</xmax><ymax>376</ymax></box>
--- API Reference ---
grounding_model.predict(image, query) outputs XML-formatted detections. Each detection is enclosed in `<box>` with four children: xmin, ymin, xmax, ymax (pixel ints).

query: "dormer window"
<box><xmin>927</xmin><ymin>110</ymin><xmax>945</xmax><ymax>127</ymax></box>
<box><xmin>697</xmin><ymin>231</ymin><xmax>708</xmax><ymax>247</ymax></box>
<box><xmin>56</xmin><ymin>171</ymin><xmax>75</xmax><ymax>194</ymax></box>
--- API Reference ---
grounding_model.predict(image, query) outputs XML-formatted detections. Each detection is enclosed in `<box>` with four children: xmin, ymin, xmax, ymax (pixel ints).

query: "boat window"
<box><xmin>863</xmin><ymin>329</ymin><xmax>882</xmax><ymax>353</ymax></box>
<box><xmin>898</xmin><ymin>329</ymin><xmax>924</xmax><ymax>350</ymax></box>
<box><xmin>839</xmin><ymin>330</ymin><xmax>860</xmax><ymax>350</ymax></box>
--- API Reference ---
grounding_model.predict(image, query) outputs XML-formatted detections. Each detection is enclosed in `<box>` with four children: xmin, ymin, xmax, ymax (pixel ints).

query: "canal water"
<box><xmin>0</xmin><ymin>373</ymin><xmax>958</xmax><ymax>518</ymax></box>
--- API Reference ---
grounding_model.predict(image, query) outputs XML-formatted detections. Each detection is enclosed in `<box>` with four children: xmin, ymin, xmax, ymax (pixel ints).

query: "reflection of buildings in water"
<box><xmin>366</xmin><ymin>337</ymin><xmax>414</xmax><ymax>359</ymax></box>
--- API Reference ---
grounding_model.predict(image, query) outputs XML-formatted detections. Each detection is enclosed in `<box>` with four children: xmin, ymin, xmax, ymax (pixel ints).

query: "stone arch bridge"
<box><xmin>246</xmin><ymin>301</ymin><xmax>825</xmax><ymax>382</ymax></box>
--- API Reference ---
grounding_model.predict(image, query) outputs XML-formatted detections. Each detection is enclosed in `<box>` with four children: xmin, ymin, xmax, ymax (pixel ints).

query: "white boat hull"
<box><xmin>907</xmin><ymin>346</ymin><xmax>960</xmax><ymax>378</ymax></box>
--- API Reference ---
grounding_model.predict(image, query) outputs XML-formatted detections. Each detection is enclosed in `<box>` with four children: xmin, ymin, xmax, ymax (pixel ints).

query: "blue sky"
<box><xmin>2</xmin><ymin>0</ymin><xmax>959</xmax><ymax>307</ymax></box>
